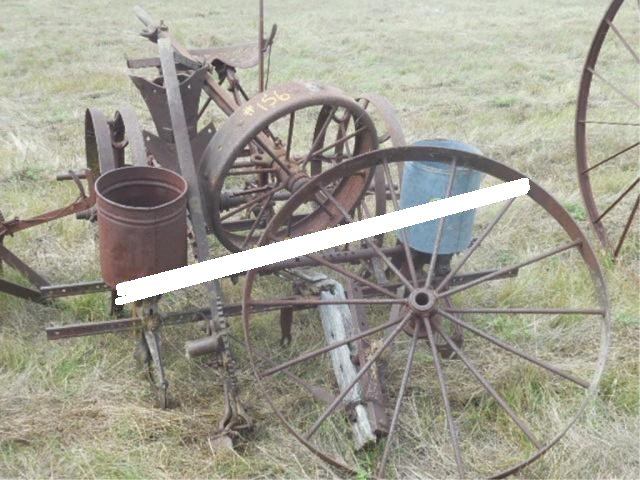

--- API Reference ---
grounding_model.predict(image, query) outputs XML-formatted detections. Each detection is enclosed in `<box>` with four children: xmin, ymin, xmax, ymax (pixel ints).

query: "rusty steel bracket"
<box><xmin>156</xmin><ymin>28</ymin><xmax>252</xmax><ymax>437</ymax></box>
<box><xmin>133</xmin><ymin>297</ymin><xmax>176</xmax><ymax>409</ymax></box>
<box><xmin>279</xmin><ymin>306</ymin><xmax>293</xmax><ymax>347</ymax></box>
<box><xmin>0</xmin><ymin>170</ymin><xmax>96</xmax><ymax>238</ymax></box>
<box><xmin>0</xmin><ymin>170</ymin><xmax>98</xmax><ymax>303</ymax></box>
<box><xmin>130</xmin><ymin>68</ymin><xmax>216</xmax><ymax>174</ymax></box>
<box><xmin>133</xmin><ymin>6</ymin><xmax>203</xmax><ymax>71</ymax></box>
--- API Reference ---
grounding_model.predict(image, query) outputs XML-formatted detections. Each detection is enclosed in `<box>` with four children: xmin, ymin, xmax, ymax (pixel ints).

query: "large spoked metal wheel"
<box><xmin>576</xmin><ymin>0</ymin><xmax>640</xmax><ymax>260</ymax></box>
<box><xmin>200</xmin><ymin>82</ymin><xmax>379</xmax><ymax>252</ymax></box>
<box><xmin>242</xmin><ymin>146</ymin><xmax>610</xmax><ymax>478</ymax></box>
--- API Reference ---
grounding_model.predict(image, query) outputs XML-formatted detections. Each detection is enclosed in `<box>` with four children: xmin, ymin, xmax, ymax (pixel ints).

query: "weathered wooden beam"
<box><xmin>314</xmin><ymin>274</ymin><xmax>376</xmax><ymax>450</ymax></box>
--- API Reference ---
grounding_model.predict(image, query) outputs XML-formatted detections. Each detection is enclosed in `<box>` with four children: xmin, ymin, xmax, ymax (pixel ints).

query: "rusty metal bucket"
<box><xmin>96</xmin><ymin>166</ymin><xmax>188</xmax><ymax>288</ymax></box>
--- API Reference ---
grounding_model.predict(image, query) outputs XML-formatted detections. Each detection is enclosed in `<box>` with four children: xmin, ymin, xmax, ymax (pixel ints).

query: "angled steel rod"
<box><xmin>308</xmin><ymin>127</ymin><xmax>366</xmax><ymax>160</ymax></box>
<box><xmin>220</xmin><ymin>184</ymin><xmax>286</xmax><ymax>220</ymax></box>
<box><xmin>376</xmin><ymin>326</ymin><xmax>419</xmax><ymax>477</ymax></box>
<box><xmin>425</xmin><ymin>160</ymin><xmax>457</xmax><ymax>289</ymax></box>
<box><xmin>438</xmin><ymin>309</ymin><xmax>591</xmax><ymax>389</ymax></box>
<box><xmin>434</xmin><ymin>324</ymin><xmax>543</xmax><ymax>449</ymax></box>
<box><xmin>303</xmin><ymin>312</ymin><xmax>410</xmax><ymax>440</ymax></box>
<box><xmin>443</xmin><ymin>307</ymin><xmax>605</xmax><ymax>315</ymax></box>
<box><xmin>304</xmin><ymin>252</ymin><xmax>401</xmax><ymax>299</ymax></box>
<box><xmin>582</xmin><ymin>141</ymin><xmax>640</xmax><ymax>174</ymax></box>
<box><xmin>436</xmin><ymin>198</ymin><xmax>516</xmax><ymax>293</ymax></box>
<box><xmin>424</xmin><ymin>317</ymin><xmax>465</xmax><ymax>477</ymax></box>
<box><xmin>285</xmin><ymin>111</ymin><xmax>295</xmax><ymax>163</ymax></box>
<box><xmin>439</xmin><ymin>240</ymin><xmax>581</xmax><ymax>299</ymax></box>
<box><xmin>301</xmin><ymin>106</ymin><xmax>338</xmax><ymax>169</ymax></box>
<box><xmin>588</xmin><ymin>67</ymin><xmax>640</xmax><ymax>108</ymax></box>
<box><xmin>261</xmin><ymin>315</ymin><xmax>404</xmax><ymax>378</ymax></box>
<box><xmin>0</xmin><ymin>244</ymin><xmax>50</xmax><ymax>287</ymax></box>
<box><xmin>605</xmin><ymin>18</ymin><xmax>640</xmax><ymax>63</ymax></box>
<box><xmin>258</xmin><ymin>0</ymin><xmax>265</xmax><ymax>92</ymax></box>
<box><xmin>248</xmin><ymin>297</ymin><xmax>404</xmax><ymax>307</ymax></box>
<box><xmin>594</xmin><ymin>177</ymin><xmax>639</xmax><ymax>223</ymax></box>
<box><xmin>613</xmin><ymin>194</ymin><xmax>639</xmax><ymax>259</ymax></box>
<box><xmin>316</xmin><ymin>184</ymin><xmax>415</xmax><ymax>290</ymax></box>
<box><xmin>382</xmin><ymin>160</ymin><xmax>419</xmax><ymax>287</ymax></box>
<box><xmin>240</xmin><ymin>189</ymin><xmax>279</xmax><ymax>249</ymax></box>
<box><xmin>579</xmin><ymin>120</ymin><xmax>640</xmax><ymax>126</ymax></box>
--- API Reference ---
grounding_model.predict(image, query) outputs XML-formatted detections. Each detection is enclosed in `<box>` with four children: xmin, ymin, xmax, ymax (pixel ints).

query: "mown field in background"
<box><xmin>0</xmin><ymin>0</ymin><xmax>638</xmax><ymax>478</ymax></box>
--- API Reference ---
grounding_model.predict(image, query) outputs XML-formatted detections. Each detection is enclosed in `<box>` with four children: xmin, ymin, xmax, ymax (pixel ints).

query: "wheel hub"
<box><xmin>407</xmin><ymin>288</ymin><xmax>437</xmax><ymax>313</ymax></box>
<box><xmin>401</xmin><ymin>288</ymin><xmax>439</xmax><ymax>338</ymax></box>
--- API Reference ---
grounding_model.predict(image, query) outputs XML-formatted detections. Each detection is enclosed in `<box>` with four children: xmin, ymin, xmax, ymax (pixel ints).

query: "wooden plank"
<box><xmin>317</xmin><ymin>278</ymin><xmax>376</xmax><ymax>450</ymax></box>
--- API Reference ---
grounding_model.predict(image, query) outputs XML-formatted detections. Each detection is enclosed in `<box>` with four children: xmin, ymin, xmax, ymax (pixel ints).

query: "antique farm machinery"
<box><xmin>576</xmin><ymin>0</ymin><xmax>639</xmax><ymax>260</ymax></box>
<box><xmin>0</xmin><ymin>4</ymin><xmax>612</xmax><ymax>478</ymax></box>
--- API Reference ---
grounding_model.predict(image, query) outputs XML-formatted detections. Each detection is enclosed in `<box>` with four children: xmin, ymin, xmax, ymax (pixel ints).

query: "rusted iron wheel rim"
<box><xmin>200</xmin><ymin>82</ymin><xmax>379</xmax><ymax>252</ymax></box>
<box><xmin>85</xmin><ymin>107</ymin><xmax>120</xmax><ymax>178</ymax></box>
<box><xmin>315</xmin><ymin>92</ymin><xmax>407</xmax><ymax>219</ymax></box>
<box><xmin>243</xmin><ymin>146</ymin><xmax>610</xmax><ymax>477</ymax></box>
<box><xmin>85</xmin><ymin>106</ymin><xmax>148</xmax><ymax>179</ymax></box>
<box><xmin>575</xmin><ymin>0</ymin><xmax>639</xmax><ymax>259</ymax></box>
<box><xmin>112</xmin><ymin>105</ymin><xmax>148</xmax><ymax>168</ymax></box>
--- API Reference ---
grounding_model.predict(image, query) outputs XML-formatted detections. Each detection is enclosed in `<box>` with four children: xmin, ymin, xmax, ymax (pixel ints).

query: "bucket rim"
<box><xmin>95</xmin><ymin>165</ymin><xmax>188</xmax><ymax>212</ymax></box>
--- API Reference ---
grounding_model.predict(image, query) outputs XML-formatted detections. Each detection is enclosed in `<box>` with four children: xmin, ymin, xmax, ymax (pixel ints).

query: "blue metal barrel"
<box><xmin>399</xmin><ymin>139</ymin><xmax>484</xmax><ymax>254</ymax></box>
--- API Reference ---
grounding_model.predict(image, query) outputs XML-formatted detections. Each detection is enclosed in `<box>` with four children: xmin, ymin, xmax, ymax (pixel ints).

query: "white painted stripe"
<box><xmin>115</xmin><ymin>178</ymin><xmax>529</xmax><ymax>305</ymax></box>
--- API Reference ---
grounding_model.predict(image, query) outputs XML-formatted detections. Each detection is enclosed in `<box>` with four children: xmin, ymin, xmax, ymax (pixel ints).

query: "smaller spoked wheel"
<box><xmin>576</xmin><ymin>0</ymin><xmax>640</xmax><ymax>260</ymax></box>
<box><xmin>200</xmin><ymin>82</ymin><xmax>379</xmax><ymax>252</ymax></box>
<box><xmin>314</xmin><ymin>92</ymin><xmax>407</xmax><ymax>217</ymax></box>
<box><xmin>242</xmin><ymin>146</ymin><xmax>610</xmax><ymax>477</ymax></box>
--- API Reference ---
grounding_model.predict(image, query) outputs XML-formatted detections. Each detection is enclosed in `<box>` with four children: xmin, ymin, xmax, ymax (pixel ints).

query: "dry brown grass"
<box><xmin>1</xmin><ymin>0</ymin><xmax>638</xmax><ymax>478</ymax></box>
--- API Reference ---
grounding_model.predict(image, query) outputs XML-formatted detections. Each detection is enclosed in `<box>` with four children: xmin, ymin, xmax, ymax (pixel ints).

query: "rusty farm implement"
<box><xmin>0</xmin><ymin>5</ymin><xmax>612</xmax><ymax>478</ymax></box>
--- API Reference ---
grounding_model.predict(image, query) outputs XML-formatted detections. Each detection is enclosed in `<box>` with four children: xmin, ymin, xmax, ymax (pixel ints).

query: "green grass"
<box><xmin>1</xmin><ymin>0</ymin><xmax>639</xmax><ymax>478</ymax></box>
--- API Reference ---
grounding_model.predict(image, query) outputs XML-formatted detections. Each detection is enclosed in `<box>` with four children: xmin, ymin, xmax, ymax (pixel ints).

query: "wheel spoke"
<box><xmin>227</xmin><ymin>167</ymin><xmax>277</xmax><ymax>176</ymax></box>
<box><xmin>240</xmin><ymin>190</ymin><xmax>277</xmax><ymax>249</ymax></box>
<box><xmin>303</xmin><ymin>312</ymin><xmax>411</xmax><ymax>440</ymax></box>
<box><xmin>341</xmin><ymin>117</ymin><xmax>353</xmax><ymax>157</ymax></box>
<box><xmin>423</xmin><ymin>318</ymin><xmax>465</xmax><ymax>477</ymax></box>
<box><xmin>301</xmin><ymin>106</ymin><xmax>338</xmax><ymax>169</ymax></box>
<box><xmin>443</xmin><ymin>307</ymin><xmax>605</xmax><ymax>315</ymax></box>
<box><xmin>376</xmin><ymin>326</ymin><xmax>419</xmax><ymax>477</ymax></box>
<box><xmin>606</xmin><ymin>19</ymin><xmax>640</xmax><ymax>64</ymax></box>
<box><xmin>316</xmin><ymin>185</ymin><xmax>415</xmax><ymax>290</ymax></box>
<box><xmin>582</xmin><ymin>142</ymin><xmax>640</xmax><ymax>174</ymax></box>
<box><xmin>285</xmin><ymin>111</ymin><xmax>295</xmax><ymax>163</ymax></box>
<box><xmin>382</xmin><ymin>160</ymin><xmax>419</xmax><ymax>287</ymax></box>
<box><xmin>196</xmin><ymin>96</ymin><xmax>213</xmax><ymax>122</ymax></box>
<box><xmin>438</xmin><ymin>240</ymin><xmax>581</xmax><ymax>299</ymax></box>
<box><xmin>260</xmin><ymin>315</ymin><xmax>405</xmax><ymax>378</ymax></box>
<box><xmin>229</xmin><ymin>334</ymin><xmax>333</xmax><ymax>404</ymax></box>
<box><xmin>579</xmin><ymin>120</ymin><xmax>640</xmax><ymax>127</ymax></box>
<box><xmin>308</xmin><ymin>127</ymin><xmax>365</xmax><ymax>160</ymax></box>
<box><xmin>220</xmin><ymin>184</ymin><xmax>286</xmax><ymax>221</ymax></box>
<box><xmin>436</xmin><ymin>198</ymin><xmax>515</xmax><ymax>293</ymax></box>
<box><xmin>434</xmin><ymin>325</ymin><xmax>543</xmax><ymax>449</ymax></box>
<box><xmin>425</xmin><ymin>160</ymin><xmax>458</xmax><ymax>289</ymax></box>
<box><xmin>251</xmin><ymin>136</ymin><xmax>293</xmax><ymax>175</ymax></box>
<box><xmin>304</xmin><ymin>251</ymin><xmax>401</xmax><ymax>299</ymax></box>
<box><xmin>594</xmin><ymin>177</ymin><xmax>639</xmax><ymax>223</ymax></box>
<box><xmin>588</xmin><ymin>67</ymin><xmax>640</xmax><ymax>108</ymax></box>
<box><xmin>248</xmin><ymin>297</ymin><xmax>405</xmax><ymax>308</ymax></box>
<box><xmin>438</xmin><ymin>309</ymin><xmax>591</xmax><ymax>388</ymax></box>
<box><xmin>613</xmin><ymin>194</ymin><xmax>640</xmax><ymax>259</ymax></box>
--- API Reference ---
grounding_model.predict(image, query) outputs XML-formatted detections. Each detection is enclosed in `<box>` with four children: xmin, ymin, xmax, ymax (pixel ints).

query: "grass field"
<box><xmin>1</xmin><ymin>0</ymin><xmax>638</xmax><ymax>478</ymax></box>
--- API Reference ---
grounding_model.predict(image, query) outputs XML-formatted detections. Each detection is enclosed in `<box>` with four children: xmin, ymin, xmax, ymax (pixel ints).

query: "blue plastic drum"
<box><xmin>399</xmin><ymin>139</ymin><xmax>484</xmax><ymax>255</ymax></box>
